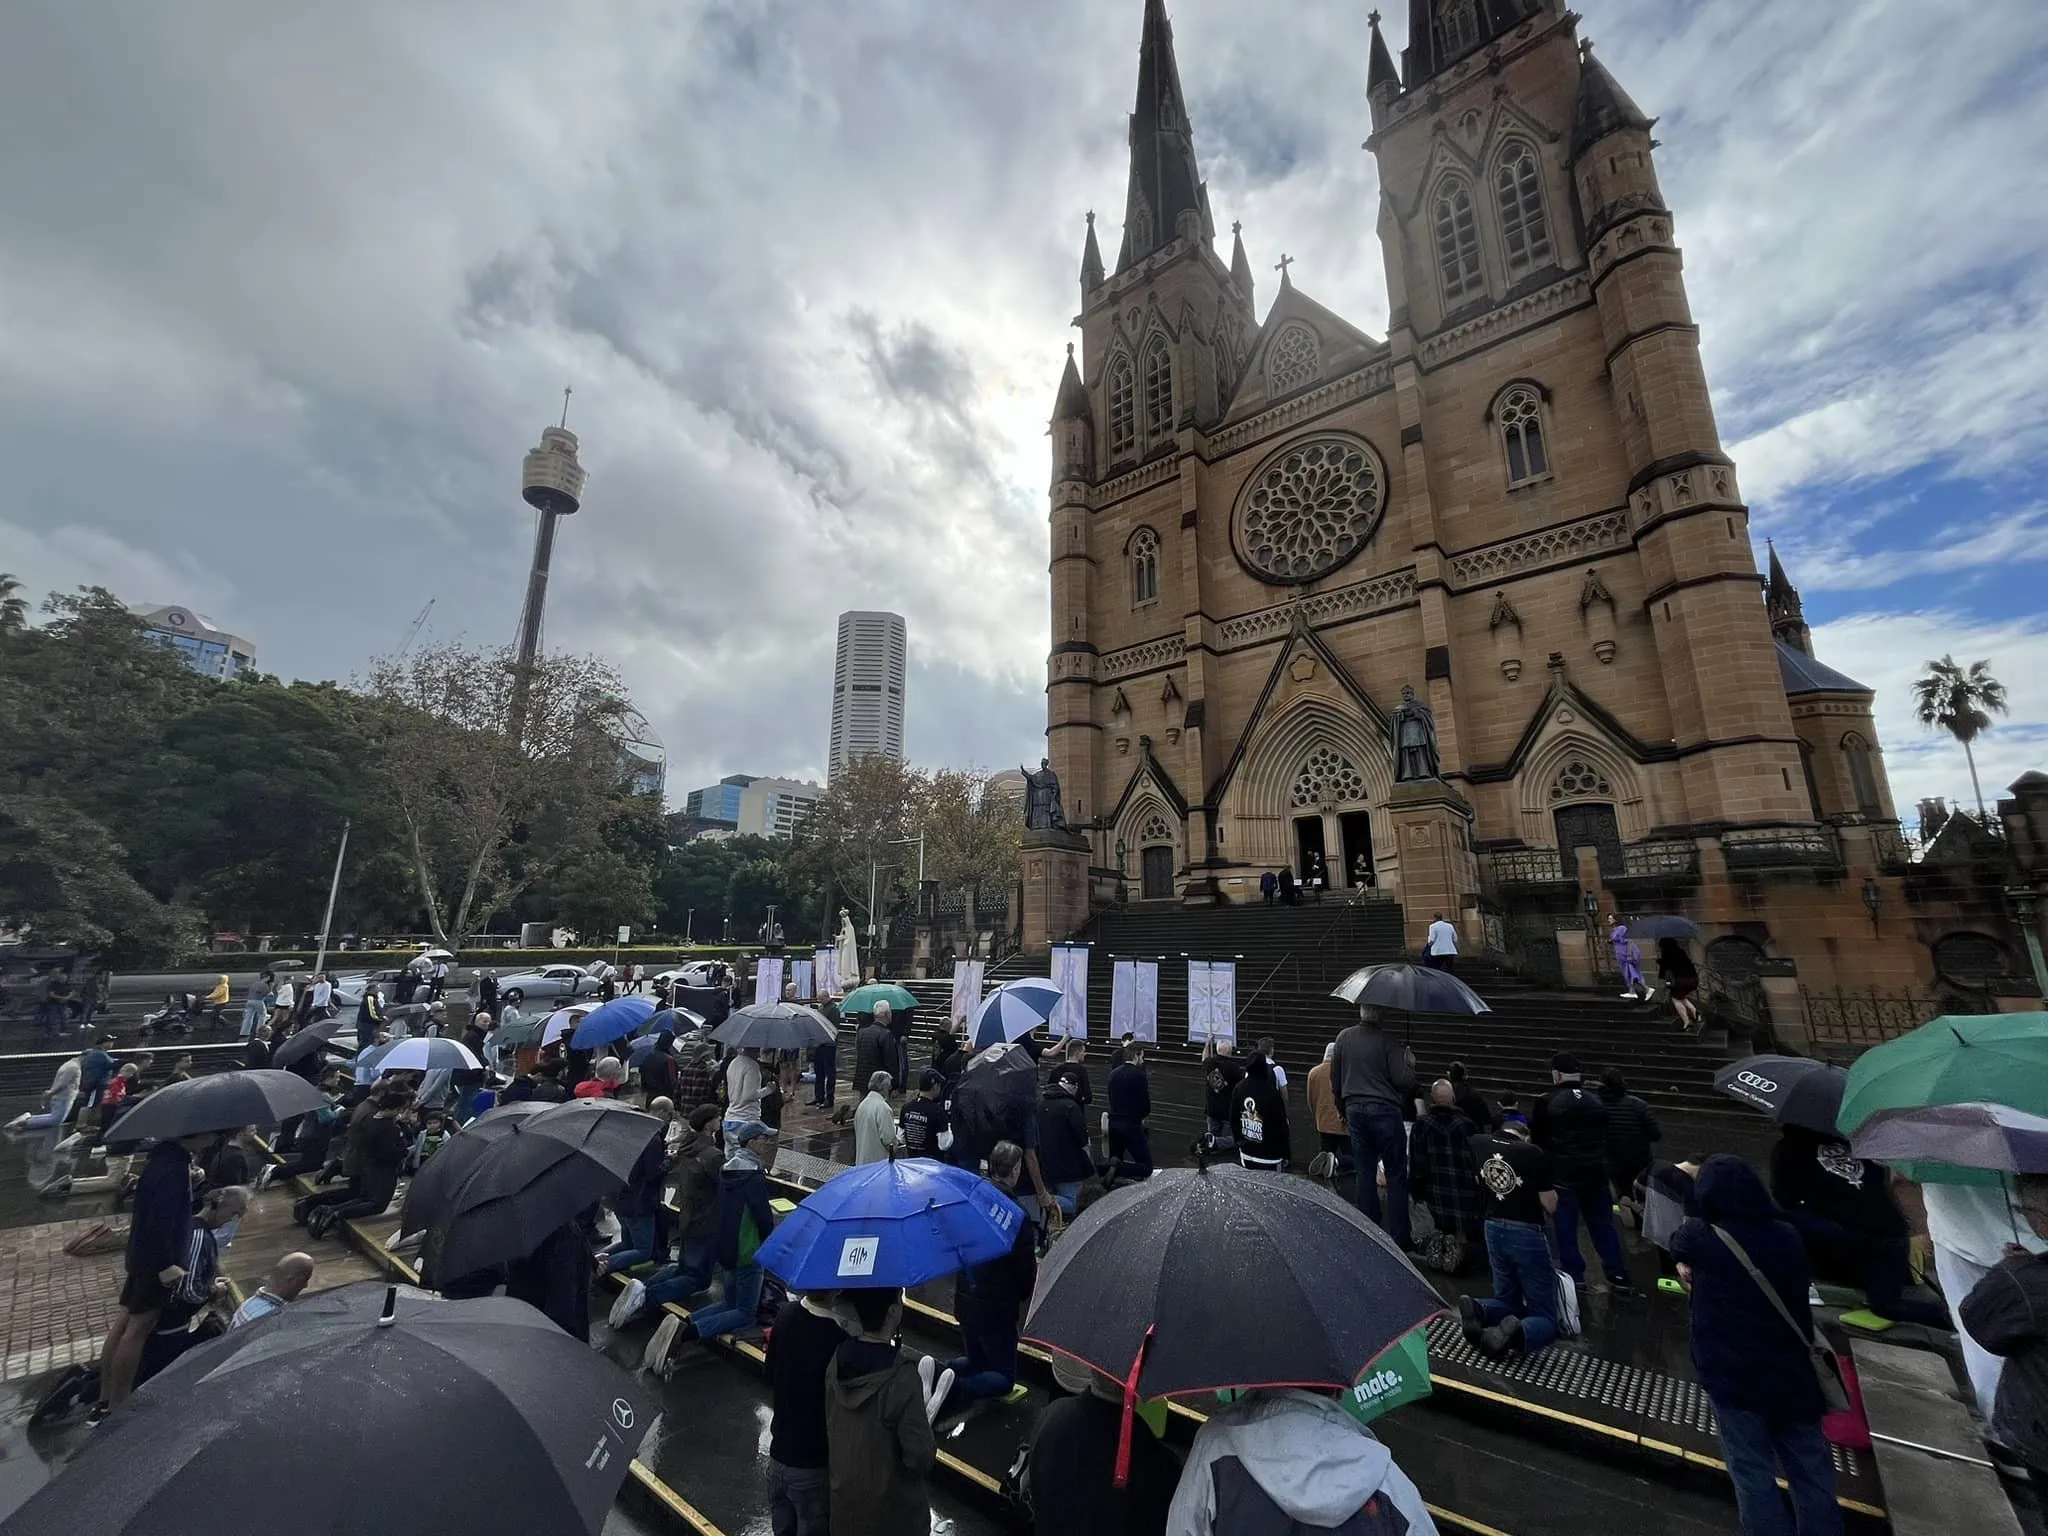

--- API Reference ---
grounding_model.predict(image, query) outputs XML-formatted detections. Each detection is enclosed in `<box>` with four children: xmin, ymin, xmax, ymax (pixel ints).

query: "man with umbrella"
<box><xmin>1331</xmin><ymin>1007</ymin><xmax>1418</xmax><ymax>1246</ymax></box>
<box><xmin>95</xmin><ymin>1128</ymin><xmax>222</xmax><ymax>1420</ymax></box>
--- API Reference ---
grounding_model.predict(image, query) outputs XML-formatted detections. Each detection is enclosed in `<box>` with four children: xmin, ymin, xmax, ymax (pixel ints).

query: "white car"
<box><xmin>497</xmin><ymin>964</ymin><xmax>606</xmax><ymax>1007</ymax></box>
<box><xmin>654</xmin><ymin>961</ymin><xmax>728</xmax><ymax>991</ymax></box>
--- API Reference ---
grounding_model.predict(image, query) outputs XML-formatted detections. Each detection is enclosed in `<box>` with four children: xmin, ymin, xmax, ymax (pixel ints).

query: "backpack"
<box><xmin>1211</xmin><ymin>1456</ymin><xmax>1410</xmax><ymax>1533</ymax></box>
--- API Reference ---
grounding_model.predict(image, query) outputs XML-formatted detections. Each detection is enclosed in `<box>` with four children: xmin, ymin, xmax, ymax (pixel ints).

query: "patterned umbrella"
<box><xmin>971</xmin><ymin>978</ymin><xmax>1063</xmax><ymax>1048</ymax></box>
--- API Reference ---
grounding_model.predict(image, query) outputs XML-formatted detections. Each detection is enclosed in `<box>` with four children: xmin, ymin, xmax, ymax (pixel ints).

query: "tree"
<box><xmin>0</xmin><ymin>792</ymin><xmax>195</xmax><ymax>963</ymax></box>
<box><xmin>361</xmin><ymin>641</ymin><xmax>639</xmax><ymax>946</ymax></box>
<box><xmin>789</xmin><ymin>755</ymin><xmax>924</xmax><ymax>936</ymax></box>
<box><xmin>551</xmin><ymin>849</ymin><xmax>658</xmax><ymax>943</ymax></box>
<box><xmin>0</xmin><ymin>574</ymin><xmax>25</xmax><ymax>634</ymax></box>
<box><xmin>918</xmin><ymin>769</ymin><xmax>1022</xmax><ymax>955</ymax></box>
<box><xmin>1913</xmin><ymin>655</ymin><xmax>2009</xmax><ymax>819</ymax></box>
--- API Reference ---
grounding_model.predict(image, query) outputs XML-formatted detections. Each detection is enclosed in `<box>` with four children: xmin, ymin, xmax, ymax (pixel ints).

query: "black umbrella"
<box><xmin>1624</xmin><ymin>914</ymin><xmax>1703</xmax><ymax>942</ymax></box>
<box><xmin>1330</xmin><ymin>963</ymin><xmax>1490</xmax><ymax>1015</ymax></box>
<box><xmin>1713</xmin><ymin>1054</ymin><xmax>1849</xmax><ymax>1133</ymax></box>
<box><xmin>105</xmin><ymin>1070</ymin><xmax>329</xmax><ymax>1151</ymax></box>
<box><xmin>710</xmin><ymin>1002</ymin><xmax>834</xmax><ymax>1052</ymax></box>
<box><xmin>1</xmin><ymin>1282</ymin><xmax>647</xmax><ymax>1536</ymax></box>
<box><xmin>398</xmin><ymin>1101</ymin><xmax>551</xmax><ymax>1237</ymax></box>
<box><xmin>1023</xmin><ymin>1162</ymin><xmax>1444</xmax><ymax>1400</ymax></box>
<box><xmin>421</xmin><ymin>1101</ymin><xmax>662</xmax><ymax>1286</ymax></box>
<box><xmin>269</xmin><ymin>1015</ymin><xmax>347</xmax><ymax>1071</ymax></box>
<box><xmin>672</xmin><ymin>984</ymin><xmax>730</xmax><ymax>1027</ymax></box>
<box><xmin>949</xmin><ymin>1043</ymin><xmax>1041</xmax><ymax>1157</ymax></box>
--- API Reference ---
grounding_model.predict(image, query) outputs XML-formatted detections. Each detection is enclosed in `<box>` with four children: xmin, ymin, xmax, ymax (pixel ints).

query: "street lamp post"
<box><xmin>684</xmin><ymin>909</ymin><xmax>695</xmax><ymax>946</ymax></box>
<box><xmin>2008</xmin><ymin>886</ymin><xmax>2048</xmax><ymax>998</ymax></box>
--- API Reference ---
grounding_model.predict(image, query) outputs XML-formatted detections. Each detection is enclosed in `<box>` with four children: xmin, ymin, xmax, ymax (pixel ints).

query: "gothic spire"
<box><xmin>1367</xmin><ymin>8</ymin><xmax>1400</xmax><ymax>95</ymax></box>
<box><xmin>1572</xmin><ymin>39</ymin><xmax>1655</xmax><ymax>157</ymax></box>
<box><xmin>1117</xmin><ymin>0</ymin><xmax>1213</xmax><ymax>274</ymax></box>
<box><xmin>1052</xmin><ymin>343</ymin><xmax>1091</xmax><ymax>421</ymax></box>
<box><xmin>1080</xmin><ymin>211</ymin><xmax>1104</xmax><ymax>295</ymax></box>
<box><xmin>1765</xmin><ymin>541</ymin><xmax>1812</xmax><ymax>655</ymax></box>
<box><xmin>1229</xmin><ymin>220</ymin><xmax>1253</xmax><ymax>307</ymax></box>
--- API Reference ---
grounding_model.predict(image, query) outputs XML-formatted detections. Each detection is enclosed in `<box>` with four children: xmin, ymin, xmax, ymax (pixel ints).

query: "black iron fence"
<box><xmin>1800</xmin><ymin>985</ymin><xmax>1948</xmax><ymax>1052</ymax></box>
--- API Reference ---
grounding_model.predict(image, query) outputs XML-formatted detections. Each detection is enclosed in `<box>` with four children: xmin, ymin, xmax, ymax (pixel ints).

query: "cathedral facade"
<box><xmin>1043</xmin><ymin>0</ymin><xmax>1930</xmax><ymax>992</ymax></box>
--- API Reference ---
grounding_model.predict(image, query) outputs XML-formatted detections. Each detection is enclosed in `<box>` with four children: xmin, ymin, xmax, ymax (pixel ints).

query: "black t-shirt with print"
<box><xmin>1472</xmin><ymin>1133</ymin><xmax>1553</xmax><ymax>1226</ymax></box>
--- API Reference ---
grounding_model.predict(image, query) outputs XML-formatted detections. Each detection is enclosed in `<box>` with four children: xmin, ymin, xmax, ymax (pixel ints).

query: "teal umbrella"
<box><xmin>1838</xmin><ymin>1012</ymin><xmax>2048</xmax><ymax>1187</ymax></box>
<box><xmin>840</xmin><ymin>983</ymin><xmax>918</xmax><ymax>1016</ymax></box>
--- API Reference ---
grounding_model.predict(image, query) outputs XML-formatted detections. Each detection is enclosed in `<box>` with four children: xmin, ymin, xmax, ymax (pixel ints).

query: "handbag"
<box><xmin>1552</xmin><ymin>1269</ymin><xmax>1582</xmax><ymax>1336</ymax></box>
<box><xmin>1712</xmin><ymin>1225</ymin><xmax>1851</xmax><ymax>1413</ymax></box>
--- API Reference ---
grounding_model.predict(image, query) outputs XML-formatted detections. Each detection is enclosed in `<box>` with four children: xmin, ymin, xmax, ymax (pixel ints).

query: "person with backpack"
<box><xmin>1670</xmin><ymin>1156</ymin><xmax>1842</xmax><ymax>1536</ymax></box>
<box><xmin>826</xmin><ymin>1287</ymin><xmax>947</xmax><ymax>1536</ymax></box>
<box><xmin>1165</xmin><ymin>1385</ymin><xmax>1438</xmax><ymax>1534</ymax></box>
<box><xmin>1232</xmin><ymin>1054</ymin><xmax>1291</xmax><ymax>1172</ymax></box>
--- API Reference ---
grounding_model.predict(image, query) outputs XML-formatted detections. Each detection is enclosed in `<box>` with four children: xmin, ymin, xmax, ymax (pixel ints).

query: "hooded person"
<box><xmin>825</xmin><ymin>1287</ymin><xmax>949</xmax><ymax>1536</ymax></box>
<box><xmin>1164</xmin><ymin>1387</ymin><xmax>1439</xmax><ymax>1535</ymax></box>
<box><xmin>1669</xmin><ymin>1156</ymin><xmax>1842</xmax><ymax>1536</ymax></box>
<box><xmin>1232</xmin><ymin>1053</ymin><xmax>1291</xmax><ymax>1172</ymax></box>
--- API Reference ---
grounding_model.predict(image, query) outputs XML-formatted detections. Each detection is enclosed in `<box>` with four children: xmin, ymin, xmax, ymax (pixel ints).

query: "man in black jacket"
<box><xmin>1596</xmin><ymin>1068</ymin><xmax>1661</xmax><ymax>1215</ymax></box>
<box><xmin>1332</xmin><ymin>1007</ymin><xmax>1418</xmax><ymax>1246</ymax></box>
<box><xmin>1035</xmin><ymin>1069</ymin><xmax>1094</xmax><ymax>1219</ymax></box>
<box><xmin>1532</xmin><ymin>1054</ymin><xmax>1632</xmax><ymax>1292</ymax></box>
<box><xmin>856</xmin><ymin>1012</ymin><xmax>899</xmax><ymax>1098</ymax></box>
<box><xmin>95</xmin><ymin>1130</ymin><xmax>218</xmax><ymax>1419</ymax></box>
<box><xmin>1106</xmin><ymin>1042</ymin><xmax>1153</xmax><ymax>1183</ymax></box>
<box><xmin>766</xmin><ymin>1290</ymin><xmax>847</xmax><ymax>1536</ymax></box>
<box><xmin>939</xmin><ymin>1141</ymin><xmax>1036</xmax><ymax>1422</ymax></box>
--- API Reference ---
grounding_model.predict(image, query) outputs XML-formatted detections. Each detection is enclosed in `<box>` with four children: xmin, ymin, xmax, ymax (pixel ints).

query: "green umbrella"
<box><xmin>1838</xmin><ymin>1013</ymin><xmax>2048</xmax><ymax>1142</ymax></box>
<box><xmin>840</xmin><ymin>983</ymin><xmax>918</xmax><ymax>1016</ymax></box>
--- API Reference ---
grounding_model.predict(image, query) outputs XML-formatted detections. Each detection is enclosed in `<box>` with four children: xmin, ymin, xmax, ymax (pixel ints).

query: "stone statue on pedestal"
<box><xmin>1021</xmin><ymin>757</ymin><xmax>1069</xmax><ymax>831</ymax></box>
<box><xmin>1391</xmin><ymin>684</ymin><xmax>1442</xmax><ymax>782</ymax></box>
<box><xmin>837</xmin><ymin>907</ymin><xmax>861</xmax><ymax>990</ymax></box>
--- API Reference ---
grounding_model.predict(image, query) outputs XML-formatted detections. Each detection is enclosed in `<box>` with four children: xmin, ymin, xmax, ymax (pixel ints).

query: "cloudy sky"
<box><xmin>3</xmin><ymin>0</ymin><xmax>2043</xmax><ymax>819</ymax></box>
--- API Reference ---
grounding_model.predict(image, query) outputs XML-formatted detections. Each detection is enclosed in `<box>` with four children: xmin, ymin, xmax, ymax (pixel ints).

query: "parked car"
<box><xmin>497</xmin><ymin>964</ymin><xmax>606</xmax><ymax>1007</ymax></box>
<box><xmin>329</xmin><ymin>970</ymin><xmax>403</xmax><ymax>1010</ymax></box>
<box><xmin>654</xmin><ymin>961</ymin><xmax>728</xmax><ymax>991</ymax></box>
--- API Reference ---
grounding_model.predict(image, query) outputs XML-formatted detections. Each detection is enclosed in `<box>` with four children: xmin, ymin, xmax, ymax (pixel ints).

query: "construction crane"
<box><xmin>396</xmin><ymin>598</ymin><xmax>435</xmax><ymax>657</ymax></box>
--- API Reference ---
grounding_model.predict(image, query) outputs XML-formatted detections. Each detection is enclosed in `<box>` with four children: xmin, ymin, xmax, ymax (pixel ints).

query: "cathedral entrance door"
<box><xmin>1553</xmin><ymin>804</ymin><xmax>1624</xmax><ymax>880</ymax></box>
<box><xmin>1293</xmin><ymin>816</ymin><xmax>1327</xmax><ymax>889</ymax></box>
<box><xmin>1338</xmin><ymin>811</ymin><xmax>1374</xmax><ymax>889</ymax></box>
<box><xmin>1140</xmin><ymin>845</ymin><xmax>1175</xmax><ymax>901</ymax></box>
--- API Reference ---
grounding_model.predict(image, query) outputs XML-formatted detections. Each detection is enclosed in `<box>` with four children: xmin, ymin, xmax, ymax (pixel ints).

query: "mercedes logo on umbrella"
<box><xmin>611</xmin><ymin>1398</ymin><xmax>636</xmax><ymax>1431</ymax></box>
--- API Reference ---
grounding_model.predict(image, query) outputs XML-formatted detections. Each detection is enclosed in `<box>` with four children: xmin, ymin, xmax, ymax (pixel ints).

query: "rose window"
<box><xmin>1550</xmin><ymin>759</ymin><xmax>1613</xmax><ymax>801</ymax></box>
<box><xmin>1291</xmin><ymin>746</ymin><xmax>1368</xmax><ymax>808</ymax></box>
<box><xmin>1235</xmin><ymin>436</ymin><xmax>1384</xmax><ymax>583</ymax></box>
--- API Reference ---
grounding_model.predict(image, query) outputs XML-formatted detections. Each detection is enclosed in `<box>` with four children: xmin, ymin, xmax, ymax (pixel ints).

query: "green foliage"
<box><xmin>652</xmin><ymin>835</ymin><xmax>821</xmax><ymax>943</ymax></box>
<box><xmin>0</xmin><ymin>792</ymin><xmax>196</xmax><ymax>963</ymax></box>
<box><xmin>551</xmin><ymin>848</ymin><xmax>659</xmax><ymax>942</ymax></box>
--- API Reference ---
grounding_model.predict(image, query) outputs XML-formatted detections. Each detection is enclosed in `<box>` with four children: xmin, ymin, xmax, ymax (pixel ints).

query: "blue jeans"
<box><xmin>688</xmin><ymin>1262</ymin><xmax>763</xmax><ymax>1340</ymax></box>
<box><xmin>946</xmin><ymin>1311</ymin><xmax>1019</xmax><ymax>1409</ymax></box>
<box><xmin>20</xmin><ymin>1093</ymin><xmax>76</xmax><ymax>1131</ymax></box>
<box><xmin>1480</xmin><ymin>1219</ymin><xmax>1560</xmax><ymax>1351</ymax></box>
<box><xmin>1345</xmin><ymin>1102</ymin><xmax>1410</xmax><ymax>1246</ymax></box>
<box><xmin>1553</xmin><ymin>1178</ymin><xmax>1628</xmax><ymax>1284</ymax></box>
<box><xmin>604</xmin><ymin>1214</ymin><xmax>658</xmax><ymax>1275</ymax></box>
<box><xmin>1711</xmin><ymin>1402</ymin><xmax>1843</xmax><ymax>1536</ymax></box>
<box><xmin>646</xmin><ymin>1235</ymin><xmax>719</xmax><ymax>1308</ymax></box>
<box><xmin>769</xmin><ymin>1459</ymin><xmax>830</xmax><ymax>1536</ymax></box>
<box><xmin>1051</xmin><ymin>1180</ymin><xmax>1082</xmax><ymax>1218</ymax></box>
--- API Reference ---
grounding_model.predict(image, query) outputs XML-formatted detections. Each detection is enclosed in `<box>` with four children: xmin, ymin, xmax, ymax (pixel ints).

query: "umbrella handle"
<box><xmin>1114</xmin><ymin>1325</ymin><xmax>1155</xmax><ymax>1489</ymax></box>
<box><xmin>378</xmin><ymin>1285</ymin><xmax>399</xmax><ymax>1327</ymax></box>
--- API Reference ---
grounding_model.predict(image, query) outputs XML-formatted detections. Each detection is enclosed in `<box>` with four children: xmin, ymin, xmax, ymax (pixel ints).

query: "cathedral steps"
<box><xmin>896</xmin><ymin>900</ymin><xmax>1742</xmax><ymax>1119</ymax></box>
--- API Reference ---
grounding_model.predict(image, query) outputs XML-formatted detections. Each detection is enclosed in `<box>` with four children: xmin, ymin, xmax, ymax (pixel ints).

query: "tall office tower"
<box><xmin>827</xmin><ymin>611</ymin><xmax>907</xmax><ymax>780</ymax></box>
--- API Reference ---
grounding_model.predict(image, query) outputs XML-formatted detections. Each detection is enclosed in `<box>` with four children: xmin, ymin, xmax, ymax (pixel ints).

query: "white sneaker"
<box><xmin>643</xmin><ymin>1313</ymin><xmax>680</xmax><ymax>1374</ymax></box>
<box><xmin>610</xmin><ymin>1278</ymin><xmax>647</xmax><ymax>1331</ymax></box>
<box><xmin>1619</xmin><ymin>992</ymin><xmax>1637</xmax><ymax>999</ymax></box>
<box><xmin>255</xmin><ymin>1165</ymin><xmax>277</xmax><ymax>1192</ymax></box>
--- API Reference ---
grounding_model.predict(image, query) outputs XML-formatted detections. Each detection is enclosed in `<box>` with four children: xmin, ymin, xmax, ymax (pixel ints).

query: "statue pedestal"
<box><xmin>1387</xmin><ymin>779</ymin><xmax>1480</xmax><ymax>952</ymax></box>
<box><xmin>1021</xmin><ymin>827</ymin><xmax>1091</xmax><ymax>952</ymax></box>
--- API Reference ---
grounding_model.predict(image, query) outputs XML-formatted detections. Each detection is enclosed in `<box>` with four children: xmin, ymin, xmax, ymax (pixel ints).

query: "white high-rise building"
<box><xmin>827</xmin><ymin>611</ymin><xmax>906</xmax><ymax>780</ymax></box>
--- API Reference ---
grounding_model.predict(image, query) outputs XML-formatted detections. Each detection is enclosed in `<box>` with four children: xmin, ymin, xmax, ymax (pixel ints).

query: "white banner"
<box><xmin>791</xmin><ymin>958</ymin><xmax>815</xmax><ymax>1002</ymax></box>
<box><xmin>1187</xmin><ymin>959</ymin><xmax>1237</xmax><ymax>1045</ymax></box>
<box><xmin>815</xmin><ymin>947</ymin><xmax>840</xmax><ymax>997</ymax></box>
<box><xmin>1110</xmin><ymin>959</ymin><xmax>1159</xmax><ymax>1044</ymax></box>
<box><xmin>1050</xmin><ymin>943</ymin><xmax>1089</xmax><ymax>1039</ymax></box>
<box><xmin>753</xmin><ymin>955</ymin><xmax>785</xmax><ymax>1007</ymax></box>
<box><xmin>950</xmin><ymin>958</ymin><xmax>985</xmax><ymax>1028</ymax></box>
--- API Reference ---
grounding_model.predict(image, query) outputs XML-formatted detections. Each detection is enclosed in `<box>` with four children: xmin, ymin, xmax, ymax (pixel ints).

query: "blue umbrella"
<box><xmin>636</xmin><ymin>1006</ymin><xmax>705</xmax><ymax>1038</ymax></box>
<box><xmin>971</xmin><ymin>977</ymin><xmax>1064</xmax><ymax>1049</ymax></box>
<box><xmin>569</xmin><ymin>996</ymin><xmax>656</xmax><ymax>1049</ymax></box>
<box><xmin>756</xmin><ymin>1157</ymin><xmax>1026</xmax><ymax>1291</ymax></box>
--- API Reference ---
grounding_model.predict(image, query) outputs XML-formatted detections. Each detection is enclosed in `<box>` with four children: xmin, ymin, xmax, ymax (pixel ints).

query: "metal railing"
<box><xmin>1720</xmin><ymin>825</ymin><xmax>1844</xmax><ymax>871</ymax></box>
<box><xmin>1620</xmin><ymin>839</ymin><xmax>1700</xmax><ymax>879</ymax></box>
<box><xmin>1489</xmin><ymin>847</ymin><xmax>1567</xmax><ymax>886</ymax></box>
<box><xmin>1801</xmin><ymin>985</ymin><xmax>1948</xmax><ymax>1052</ymax></box>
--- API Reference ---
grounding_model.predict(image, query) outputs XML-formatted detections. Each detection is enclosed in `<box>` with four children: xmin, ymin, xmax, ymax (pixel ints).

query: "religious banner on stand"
<box><xmin>1187</xmin><ymin>959</ymin><xmax>1237</xmax><ymax>1045</ymax></box>
<box><xmin>790</xmin><ymin>958</ymin><xmax>815</xmax><ymax>1002</ymax></box>
<box><xmin>815</xmin><ymin>947</ymin><xmax>840</xmax><ymax>997</ymax></box>
<box><xmin>950</xmin><ymin>958</ymin><xmax>985</xmax><ymax>1028</ymax></box>
<box><xmin>1050</xmin><ymin>943</ymin><xmax>1090</xmax><ymax>1039</ymax></box>
<box><xmin>753</xmin><ymin>955</ymin><xmax>785</xmax><ymax>1007</ymax></box>
<box><xmin>1110</xmin><ymin>959</ymin><xmax>1160</xmax><ymax>1044</ymax></box>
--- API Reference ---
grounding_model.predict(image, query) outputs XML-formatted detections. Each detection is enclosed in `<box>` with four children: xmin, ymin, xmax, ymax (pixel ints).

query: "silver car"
<box><xmin>497</xmin><ymin>963</ymin><xmax>606</xmax><ymax>1007</ymax></box>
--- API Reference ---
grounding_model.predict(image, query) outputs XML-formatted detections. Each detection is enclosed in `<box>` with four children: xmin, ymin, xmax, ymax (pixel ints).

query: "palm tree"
<box><xmin>1912</xmin><ymin>655</ymin><xmax>2008</xmax><ymax>820</ymax></box>
<box><xmin>0</xmin><ymin>573</ymin><xmax>26</xmax><ymax>634</ymax></box>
